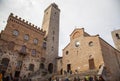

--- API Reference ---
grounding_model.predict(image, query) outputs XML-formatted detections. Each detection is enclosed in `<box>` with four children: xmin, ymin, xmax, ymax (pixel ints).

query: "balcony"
<box><xmin>18</xmin><ymin>51</ymin><xmax>27</xmax><ymax>56</ymax></box>
<box><xmin>18</xmin><ymin>45</ymin><xmax>27</xmax><ymax>56</ymax></box>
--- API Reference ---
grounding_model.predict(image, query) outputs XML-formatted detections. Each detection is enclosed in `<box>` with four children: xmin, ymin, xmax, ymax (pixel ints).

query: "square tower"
<box><xmin>42</xmin><ymin>3</ymin><xmax>60</xmax><ymax>73</ymax></box>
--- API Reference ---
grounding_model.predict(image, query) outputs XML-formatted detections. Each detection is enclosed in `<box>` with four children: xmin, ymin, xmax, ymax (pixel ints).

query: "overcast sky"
<box><xmin>0</xmin><ymin>0</ymin><xmax>120</xmax><ymax>56</ymax></box>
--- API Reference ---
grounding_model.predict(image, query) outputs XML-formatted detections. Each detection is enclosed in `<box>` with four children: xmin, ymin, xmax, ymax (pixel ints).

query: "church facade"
<box><xmin>57</xmin><ymin>28</ymin><xmax>120</xmax><ymax>81</ymax></box>
<box><xmin>0</xmin><ymin>3</ymin><xmax>60</xmax><ymax>78</ymax></box>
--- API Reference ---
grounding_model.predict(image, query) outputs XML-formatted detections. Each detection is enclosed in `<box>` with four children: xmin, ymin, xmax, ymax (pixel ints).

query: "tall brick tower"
<box><xmin>42</xmin><ymin>3</ymin><xmax>60</xmax><ymax>73</ymax></box>
<box><xmin>111</xmin><ymin>29</ymin><xmax>120</xmax><ymax>51</ymax></box>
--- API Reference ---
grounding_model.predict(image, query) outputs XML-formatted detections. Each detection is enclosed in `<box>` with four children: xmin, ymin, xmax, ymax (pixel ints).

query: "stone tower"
<box><xmin>42</xmin><ymin>3</ymin><xmax>60</xmax><ymax>73</ymax></box>
<box><xmin>111</xmin><ymin>29</ymin><xmax>120</xmax><ymax>51</ymax></box>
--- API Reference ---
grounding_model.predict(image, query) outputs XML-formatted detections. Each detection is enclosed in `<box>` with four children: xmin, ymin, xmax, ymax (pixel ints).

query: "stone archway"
<box><xmin>40</xmin><ymin>63</ymin><xmax>44</xmax><ymax>69</ymax></box>
<box><xmin>48</xmin><ymin>63</ymin><xmax>53</xmax><ymax>74</ymax></box>
<box><xmin>60</xmin><ymin>69</ymin><xmax>63</xmax><ymax>75</ymax></box>
<box><xmin>1</xmin><ymin>58</ymin><xmax>10</xmax><ymax>69</ymax></box>
<box><xmin>1</xmin><ymin>58</ymin><xmax>10</xmax><ymax>76</ymax></box>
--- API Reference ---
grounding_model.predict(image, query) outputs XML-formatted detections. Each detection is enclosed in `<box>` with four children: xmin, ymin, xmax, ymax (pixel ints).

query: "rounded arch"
<box><xmin>60</xmin><ymin>69</ymin><xmax>63</xmax><ymax>75</ymax></box>
<box><xmin>48</xmin><ymin>63</ymin><xmax>53</xmax><ymax>74</ymax></box>
<box><xmin>72</xmin><ymin>31</ymin><xmax>80</xmax><ymax>39</ymax></box>
<box><xmin>1</xmin><ymin>58</ymin><xmax>10</xmax><ymax>70</ymax></box>
<box><xmin>2</xmin><ymin>54</ymin><xmax>10</xmax><ymax>60</ymax></box>
<box><xmin>40</xmin><ymin>63</ymin><xmax>44</xmax><ymax>69</ymax></box>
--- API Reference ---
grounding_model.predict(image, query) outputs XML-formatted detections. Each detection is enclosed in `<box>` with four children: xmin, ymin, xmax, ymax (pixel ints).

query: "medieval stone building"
<box><xmin>0</xmin><ymin>2</ymin><xmax>120</xmax><ymax>81</ymax></box>
<box><xmin>57</xmin><ymin>28</ymin><xmax>120</xmax><ymax>81</ymax></box>
<box><xmin>0</xmin><ymin>3</ymin><xmax>60</xmax><ymax>79</ymax></box>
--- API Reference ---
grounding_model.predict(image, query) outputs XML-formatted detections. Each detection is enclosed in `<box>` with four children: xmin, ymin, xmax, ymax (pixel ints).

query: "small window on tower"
<box><xmin>116</xmin><ymin>33</ymin><xmax>120</xmax><ymax>39</ymax></box>
<box><xmin>51</xmin><ymin>46</ymin><xmax>54</xmax><ymax>51</ymax></box>
<box><xmin>53</xmin><ymin>31</ymin><xmax>55</xmax><ymax>34</ymax></box>
<box><xmin>42</xmin><ymin>42</ymin><xmax>46</xmax><ymax>49</ymax></box>
<box><xmin>52</xmin><ymin>37</ymin><xmax>54</xmax><ymax>41</ymax></box>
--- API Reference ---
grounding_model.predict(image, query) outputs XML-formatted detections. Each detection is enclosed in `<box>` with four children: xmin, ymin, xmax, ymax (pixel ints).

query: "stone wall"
<box><xmin>99</xmin><ymin>37</ymin><xmax>120</xmax><ymax>81</ymax></box>
<box><xmin>0</xmin><ymin>13</ymin><xmax>46</xmax><ymax>77</ymax></box>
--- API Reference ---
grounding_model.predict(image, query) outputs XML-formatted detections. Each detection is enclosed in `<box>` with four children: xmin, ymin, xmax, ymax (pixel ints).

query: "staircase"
<box><xmin>27</xmin><ymin>64</ymin><xmax>112</xmax><ymax>81</ymax></box>
<box><xmin>28</xmin><ymin>68</ymin><xmax>54</xmax><ymax>81</ymax></box>
<box><xmin>27</xmin><ymin>68</ymin><xmax>48</xmax><ymax>81</ymax></box>
<box><xmin>55</xmin><ymin>69</ymin><xmax>98</xmax><ymax>80</ymax></box>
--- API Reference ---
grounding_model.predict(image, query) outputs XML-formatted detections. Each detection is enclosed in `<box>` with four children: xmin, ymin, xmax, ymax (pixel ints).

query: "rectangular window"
<box><xmin>29</xmin><ymin>64</ymin><xmax>34</xmax><ymax>71</ymax></box>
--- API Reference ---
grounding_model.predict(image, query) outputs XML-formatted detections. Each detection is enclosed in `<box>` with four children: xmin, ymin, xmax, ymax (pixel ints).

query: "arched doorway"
<box><xmin>48</xmin><ymin>63</ymin><xmax>53</xmax><ymax>74</ymax></box>
<box><xmin>67</xmin><ymin>64</ymin><xmax>71</xmax><ymax>73</ymax></box>
<box><xmin>1</xmin><ymin>58</ymin><xmax>10</xmax><ymax>70</ymax></box>
<box><xmin>60</xmin><ymin>69</ymin><xmax>63</xmax><ymax>75</ymax></box>
<box><xmin>89</xmin><ymin>58</ymin><xmax>95</xmax><ymax>69</ymax></box>
<box><xmin>1</xmin><ymin>58</ymin><xmax>10</xmax><ymax>76</ymax></box>
<box><xmin>40</xmin><ymin>63</ymin><xmax>44</xmax><ymax>69</ymax></box>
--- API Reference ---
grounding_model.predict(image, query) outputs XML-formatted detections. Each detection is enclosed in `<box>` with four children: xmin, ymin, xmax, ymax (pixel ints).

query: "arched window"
<box><xmin>66</xmin><ymin>51</ymin><xmax>69</xmax><ymax>55</ymax></box>
<box><xmin>42</xmin><ymin>42</ymin><xmax>46</xmax><ymax>49</ymax></box>
<box><xmin>31</xmin><ymin>49</ymin><xmax>36</xmax><ymax>56</ymax></box>
<box><xmin>1</xmin><ymin>58</ymin><xmax>10</xmax><ymax>70</ymax></box>
<box><xmin>60</xmin><ymin>69</ymin><xmax>63</xmax><ymax>75</ymax></box>
<box><xmin>33</xmin><ymin>38</ymin><xmax>38</xmax><ymax>45</ymax></box>
<box><xmin>29</xmin><ymin>64</ymin><xmax>34</xmax><ymax>71</ymax></box>
<box><xmin>20</xmin><ymin>45</ymin><xmax>26</xmax><ymax>54</ymax></box>
<box><xmin>40</xmin><ymin>63</ymin><xmax>44</xmax><ymax>69</ymax></box>
<box><xmin>16</xmin><ymin>61</ymin><xmax>23</xmax><ymax>69</ymax></box>
<box><xmin>48</xmin><ymin>63</ymin><xmax>53</xmax><ymax>74</ymax></box>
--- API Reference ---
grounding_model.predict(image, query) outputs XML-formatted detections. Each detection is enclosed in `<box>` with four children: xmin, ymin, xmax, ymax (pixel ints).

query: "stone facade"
<box><xmin>57</xmin><ymin>28</ymin><xmax>120</xmax><ymax>81</ymax></box>
<box><xmin>0</xmin><ymin>3</ymin><xmax>60</xmax><ymax>78</ymax></box>
<box><xmin>0</xmin><ymin>13</ymin><xmax>45</xmax><ymax>77</ymax></box>
<box><xmin>42</xmin><ymin>3</ymin><xmax>60</xmax><ymax>73</ymax></box>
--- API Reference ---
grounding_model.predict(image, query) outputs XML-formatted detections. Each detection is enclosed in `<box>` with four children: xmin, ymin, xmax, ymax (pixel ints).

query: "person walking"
<box><xmin>98</xmin><ymin>76</ymin><xmax>105</xmax><ymax>81</ymax></box>
<box><xmin>0</xmin><ymin>71</ymin><xmax>2</xmax><ymax>81</ymax></box>
<box><xmin>89</xmin><ymin>76</ymin><xmax>93</xmax><ymax>81</ymax></box>
<box><xmin>93</xmin><ymin>75</ymin><xmax>99</xmax><ymax>81</ymax></box>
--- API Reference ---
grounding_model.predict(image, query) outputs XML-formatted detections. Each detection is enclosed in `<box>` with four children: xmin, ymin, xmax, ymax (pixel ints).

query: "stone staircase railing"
<box><xmin>55</xmin><ymin>69</ymin><xmax>98</xmax><ymax>80</ymax></box>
